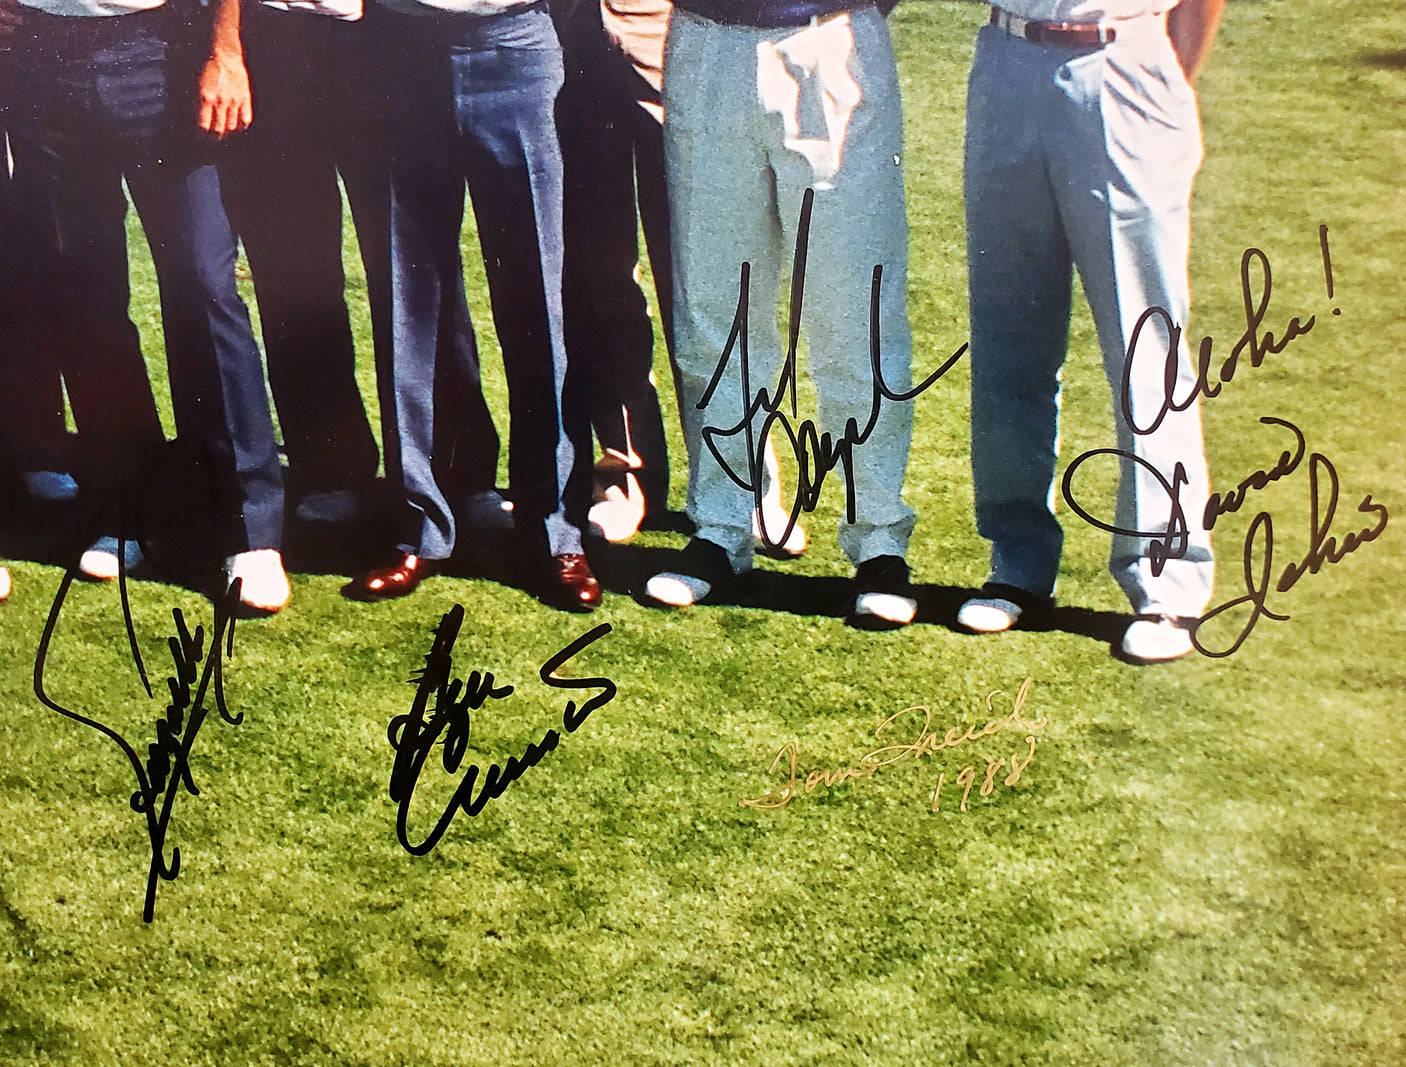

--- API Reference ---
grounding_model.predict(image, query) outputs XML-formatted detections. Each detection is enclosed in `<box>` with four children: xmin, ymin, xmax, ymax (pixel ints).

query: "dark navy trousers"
<box><xmin>8</xmin><ymin>7</ymin><xmax>283</xmax><ymax>554</ymax></box>
<box><xmin>553</xmin><ymin>0</ymin><xmax>675</xmax><ymax>518</ymax></box>
<box><xmin>378</xmin><ymin>3</ymin><xmax>582</xmax><ymax>560</ymax></box>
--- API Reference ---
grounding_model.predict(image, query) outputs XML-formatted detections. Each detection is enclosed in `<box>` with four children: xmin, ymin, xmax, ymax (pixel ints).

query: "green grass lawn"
<box><xmin>2</xmin><ymin>1</ymin><xmax>1403</xmax><ymax>1063</ymax></box>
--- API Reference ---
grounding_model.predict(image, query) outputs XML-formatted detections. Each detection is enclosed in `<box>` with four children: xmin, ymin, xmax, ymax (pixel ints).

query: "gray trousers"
<box><xmin>664</xmin><ymin>7</ymin><xmax>916</xmax><ymax>571</ymax></box>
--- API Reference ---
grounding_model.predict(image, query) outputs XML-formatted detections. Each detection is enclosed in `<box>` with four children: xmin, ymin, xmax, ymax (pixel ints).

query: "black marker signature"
<box><xmin>1061</xmin><ymin>416</ymin><xmax>1309</xmax><ymax>571</ymax></box>
<box><xmin>34</xmin><ymin>566</ymin><xmax>241</xmax><ymax>923</ymax></box>
<box><xmin>1201</xmin><ymin>416</ymin><xmax>1306</xmax><ymax>530</ymax></box>
<box><xmin>1060</xmin><ymin>229</ymin><xmax>1385</xmax><ymax>655</ymax></box>
<box><xmin>387</xmin><ymin>608</ymin><xmax>616</xmax><ymax>855</ymax></box>
<box><xmin>1123</xmin><ymin>243</ymin><xmax>1321</xmax><ymax>437</ymax></box>
<box><xmin>1060</xmin><ymin>448</ymin><xmax>1195</xmax><ymax>578</ymax></box>
<box><xmin>1193</xmin><ymin>444</ymin><xmax>1388</xmax><ymax>657</ymax></box>
<box><xmin>1062</xmin><ymin>419</ymin><xmax>1389</xmax><ymax>656</ymax></box>
<box><xmin>697</xmin><ymin>187</ymin><xmax>966</xmax><ymax>549</ymax></box>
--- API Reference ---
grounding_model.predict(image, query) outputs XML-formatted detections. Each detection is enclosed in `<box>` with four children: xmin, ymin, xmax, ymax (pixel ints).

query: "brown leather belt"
<box><xmin>989</xmin><ymin>6</ymin><xmax>1116</xmax><ymax>47</ymax></box>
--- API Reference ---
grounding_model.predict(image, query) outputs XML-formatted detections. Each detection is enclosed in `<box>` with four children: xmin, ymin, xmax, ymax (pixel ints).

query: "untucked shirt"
<box><xmin>19</xmin><ymin>0</ymin><xmax>165</xmax><ymax>17</ymax></box>
<box><xmin>602</xmin><ymin>0</ymin><xmax>669</xmax><ymax>97</ymax></box>
<box><xmin>259</xmin><ymin>0</ymin><xmax>364</xmax><ymax>20</ymax></box>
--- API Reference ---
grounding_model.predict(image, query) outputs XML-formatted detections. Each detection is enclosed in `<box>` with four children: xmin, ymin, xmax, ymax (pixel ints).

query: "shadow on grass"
<box><xmin>591</xmin><ymin>526</ymin><xmax>1132</xmax><ymax>650</ymax></box>
<box><xmin>1357</xmin><ymin>49</ymin><xmax>1406</xmax><ymax>69</ymax></box>
<box><xmin>3</xmin><ymin>493</ymin><xmax>1131</xmax><ymax>649</ymax></box>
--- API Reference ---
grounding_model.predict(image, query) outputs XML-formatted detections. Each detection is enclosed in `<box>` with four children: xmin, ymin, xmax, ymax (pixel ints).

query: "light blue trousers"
<box><xmin>964</xmin><ymin>19</ymin><xmax>1215</xmax><ymax>616</ymax></box>
<box><xmin>663</xmin><ymin>7</ymin><xmax>916</xmax><ymax>572</ymax></box>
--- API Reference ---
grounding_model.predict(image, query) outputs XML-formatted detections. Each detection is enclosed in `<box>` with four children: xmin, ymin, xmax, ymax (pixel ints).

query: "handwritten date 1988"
<box><xmin>387</xmin><ymin>609</ymin><xmax>615</xmax><ymax>855</ymax></box>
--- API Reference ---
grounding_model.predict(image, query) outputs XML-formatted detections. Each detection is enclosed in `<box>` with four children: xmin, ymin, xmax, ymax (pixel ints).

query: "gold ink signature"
<box><xmin>929</xmin><ymin>734</ymin><xmax>1037</xmax><ymax>814</ymax></box>
<box><xmin>739</xmin><ymin>678</ymin><xmax>1046</xmax><ymax>810</ymax></box>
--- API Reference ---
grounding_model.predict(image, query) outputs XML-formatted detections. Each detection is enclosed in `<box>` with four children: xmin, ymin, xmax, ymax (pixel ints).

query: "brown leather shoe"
<box><xmin>543</xmin><ymin>552</ymin><xmax>601</xmax><ymax>612</ymax></box>
<box><xmin>341</xmin><ymin>551</ymin><xmax>438</xmax><ymax>602</ymax></box>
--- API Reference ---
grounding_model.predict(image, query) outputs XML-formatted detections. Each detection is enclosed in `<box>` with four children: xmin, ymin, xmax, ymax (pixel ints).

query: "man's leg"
<box><xmin>633</xmin><ymin>92</ymin><xmax>676</xmax><ymax>395</ymax></box>
<box><xmin>451</xmin><ymin>8</ymin><xmax>582</xmax><ymax>561</ymax></box>
<box><xmin>6</xmin><ymin>21</ymin><xmax>166</xmax><ymax>552</ymax></box>
<box><xmin>555</xmin><ymin>0</ymin><xmax>669</xmax><ymax>527</ymax></box>
<box><xmin>963</xmin><ymin>25</ymin><xmax>1077</xmax><ymax>609</ymax></box>
<box><xmin>379</xmin><ymin>35</ymin><xmax>468</xmax><ymax>565</ymax></box>
<box><xmin>0</xmin><ymin>125</ymin><xmax>69</xmax><ymax>486</ymax></box>
<box><xmin>110</xmin><ymin>19</ymin><xmax>286</xmax><ymax>607</ymax></box>
<box><xmin>617</xmin><ymin>0</ymin><xmax>681</xmax><ymax>443</ymax></box>
<box><xmin>766</xmin><ymin>9</ymin><xmax>915</xmax><ymax>571</ymax></box>
<box><xmin>217</xmin><ymin>8</ymin><xmax>378</xmax><ymax>512</ymax></box>
<box><xmin>1053</xmin><ymin>27</ymin><xmax>1215</xmax><ymax>621</ymax></box>
<box><xmin>128</xmin><ymin>158</ymin><xmax>283</xmax><ymax>557</ymax></box>
<box><xmin>660</xmin><ymin>9</ymin><xmax>788</xmax><ymax>576</ymax></box>
<box><xmin>326</xmin><ymin>8</ymin><xmax>501</xmax><ymax>521</ymax></box>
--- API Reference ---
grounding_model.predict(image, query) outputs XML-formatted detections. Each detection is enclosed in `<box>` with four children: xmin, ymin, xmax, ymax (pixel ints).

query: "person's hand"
<box><xmin>197</xmin><ymin>49</ymin><xmax>252</xmax><ymax>138</ymax></box>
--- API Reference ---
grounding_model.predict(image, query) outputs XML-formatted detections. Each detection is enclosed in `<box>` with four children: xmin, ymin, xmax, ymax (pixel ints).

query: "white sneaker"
<box><xmin>225</xmin><ymin>549</ymin><xmax>291</xmax><ymax>614</ymax></box>
<box><xmin>79</xmin><ymin>537</ymin><xmax>144</xmax><ymax>581</ymax></box>
<box><xmin>644</xmin><ymin>572</ymin><xmax>713</xmax><ymax>608</ymax></box>
<box><xmin>752</xmin><ymin>498</ymin><xmax>807</xmax><ymax>558</ymax></box>
<box><xmin>463</xmin><ymin>490</ymin><xmax>515</xmax><ymax>532</ymax></box>
<box><xmin>855</xmin><ymin>593</ymin><xmax>917</xmax><ymax>626</ymax></box>
<box><xmin>957</xmin><ymin>596</ymin><xmax>1022</xmax><ymax>634</ymax></box>
<box><xmin>850</xmin><ymin>555</ymin><xmax>916</xmax><ymax>628</ymax></box>
<box><xmin>1121</xmin><ymin>615</ymin><xmax>1194</xmax><ymax>664</ymax></box>
<box><xmin>0</xmin><ymin>566</ymin><xmax>10</xmax><ymax>602</ymax></box>
<box><xmin>588</xmin><ymin>472</ymin><xmax>646</xmax><ymax>543</ymax></box>
<box><xmin>645</xmin><ymin>538</ymin><xmax>737</xmax><ymax>608</ymax></box>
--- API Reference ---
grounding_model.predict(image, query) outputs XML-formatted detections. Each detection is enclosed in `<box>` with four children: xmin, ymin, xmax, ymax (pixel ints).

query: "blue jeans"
<box><xmin>10</xmin><ymin>8</ymin><xmax>283</xmax><ymax>554</ymax></box>
<box><xmin>379</xmin><ymin>5</ymin><xmax>580</xmax><ymax>560</ymax></box>
<box><xmin>964</xmin><ymin>20</ymin><xmax>1214</xmax><ymax>616</ymax></box>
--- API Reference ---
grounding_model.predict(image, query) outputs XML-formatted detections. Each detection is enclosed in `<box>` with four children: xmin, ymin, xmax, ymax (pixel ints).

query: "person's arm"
<box><xmin>197</xmin><ymin>0</ymin><xmax>252</xmax><ymax>137</ymax></box>
<box><xmin>1166</xmin><ymin>0</ymin><xmax>1225</xmax><ymax>84</ymax></box>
